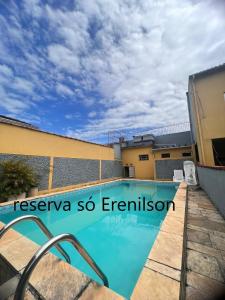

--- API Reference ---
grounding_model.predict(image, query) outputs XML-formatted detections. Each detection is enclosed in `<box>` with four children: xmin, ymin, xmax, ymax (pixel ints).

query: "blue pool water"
<box><xmin>0</xmin><ymin>180</ymin><xmax>178</xmax><ymax>298</ymax></box>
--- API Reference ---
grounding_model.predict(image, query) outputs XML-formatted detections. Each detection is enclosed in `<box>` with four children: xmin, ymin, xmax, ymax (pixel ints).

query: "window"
<box><xmin>182</xmin><ymin>152</ymin><xmax>192</xmax><ymax>157</ymax></box>
<box><xmin>212</xmin><ymin>138</ymin><xmax>225</xmax><ymax>166</ymax></box>
<box><xmin>161</xmin><ymin>153</ymin><xmax>170</xmax><ymax>158</ymax></box>
<box><xmin>139</xmin><ymin>154</ymin><xmax>149</xmax><ymax>161</ymax></box>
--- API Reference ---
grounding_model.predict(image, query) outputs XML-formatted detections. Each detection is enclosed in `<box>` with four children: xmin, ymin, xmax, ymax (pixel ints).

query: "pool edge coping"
<box><xmin>0</xmin><ymin>178</ymin><xmax>185</xmax><ymax>300</ymax></box>
<box><xmin>0</xmin><ymin>226</ymin><xmax>124</xmax><ymax>300</ymax></box>
<box><xmin>130</xmin><ymin>181</ymin><xmax>187</xmax><ymax>300</ymax></box>
<box><xmin>0</xmin><ymin>177</ymin><xmax>176</xmax><ymax>208</ymax></box>
<box><xmin>0</xmin><ymin>177</ymin><xmax>123</xmax><ymax>207</ymax></box>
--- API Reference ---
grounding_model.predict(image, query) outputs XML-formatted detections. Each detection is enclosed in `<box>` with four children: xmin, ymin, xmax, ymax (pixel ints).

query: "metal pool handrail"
<box><xmin>0</xmin><ymin>215</ymin><xmax>71</xmax><ymax>264</ymax></box>
<box><xmin>14</xmin><ymin>233</ymin><xmax>109</xmax><ymax>300</ymax></box>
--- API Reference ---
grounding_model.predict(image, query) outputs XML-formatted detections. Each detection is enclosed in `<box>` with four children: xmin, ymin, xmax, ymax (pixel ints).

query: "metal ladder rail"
<box><xmin>14</xmin><ymin>233</ymin><xmax>109</xmax><ymax>300</ymax></box>
<box><xmin>0</xmin><ymin>215</ymin><xmax>71</xmax><ymax>264</ymax></box>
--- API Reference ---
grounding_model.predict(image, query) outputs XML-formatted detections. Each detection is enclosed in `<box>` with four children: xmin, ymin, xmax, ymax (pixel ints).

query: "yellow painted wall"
<box><xmin>189</xmin><ymin>70</ymin><xmax>225</xmax><ymax>166</ymax></box>
<box><xmin>122</xmin><ymin>147</ymin><xmax>154</xmax><ymax>179</ymax></box>
<box><xmin>0</xmin><ymin>123</ymin><xmax>114</xmax><ymax>160</ymax></box>
<box><xmin>153</xmin><ymin>146</ymin><xmax>193</xmax><ymax>160</ymax></box>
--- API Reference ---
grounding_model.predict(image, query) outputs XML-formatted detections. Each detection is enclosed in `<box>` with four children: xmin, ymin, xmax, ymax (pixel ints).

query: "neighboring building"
<box><xmin>187</xmin><ymin>64</ymin><xmax>225</xmax><ymax>166</ymax></box>
<box><xmin>119</xmin><ymin>131</ymin><xmax>193</xmax><ymax>180</ymax></box>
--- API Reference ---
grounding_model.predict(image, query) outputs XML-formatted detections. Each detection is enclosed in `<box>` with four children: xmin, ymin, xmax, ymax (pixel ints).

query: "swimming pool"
<box><xmin>0</xmin><ymin>180</ymin><xmax>178</xmax><ymax>298</ymax></box>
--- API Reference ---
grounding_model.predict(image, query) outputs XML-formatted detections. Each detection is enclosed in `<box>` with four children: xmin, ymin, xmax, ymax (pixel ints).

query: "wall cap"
<box><xmin>197</xmin><ymin>164</ymin><xmax>225</xmax><ymax>171</ymax></box>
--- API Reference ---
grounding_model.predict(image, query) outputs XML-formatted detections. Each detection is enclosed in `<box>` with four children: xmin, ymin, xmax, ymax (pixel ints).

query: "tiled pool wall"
<box><xmin>0</xmin><ymin>179</ymin><xmax>187</xmax><ymax>300</ymax></box>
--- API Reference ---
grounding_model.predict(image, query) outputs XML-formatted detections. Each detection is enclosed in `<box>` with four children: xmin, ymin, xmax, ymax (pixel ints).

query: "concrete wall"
<box><xmin>101</xmin><ymin>160</ymin><xmax>123</xmax><ymax>179</ymax></box>
<box><xmin>52</xmin><ymin>158</ymin><xmax>99</xmax><ymax>188</ymax></box>
<box><xmin>188</xmin><ymin>70</ymin><xmax>225</xmax><ymax>166</ymax></box>
<box><xmin>0</xmin><ymin>123</ymin><xmax>114</xmax><ymax>160</ymax></box>
<box><xmin>0</xmin><ymin>153</ymin><xmax>123</xmax><ymax>194</ymax></box>
<box><xmin>197</xmin><ymin>166</ymin><xmax>225</xmax><ymax>218</ymax></box>
<box><xmin>0</xmin><ymin>123</ymin><xmax>121</xmax><ymax>195</ymax></box>
<box><xmin>0</xmin><ymin>154</ymin><xmax>50</xmax><ymax>190</ymax></box>
<box><xmin>155</xmin><ymin>159</ymin><xmax>188</xmax><ymax>179</ymax></box>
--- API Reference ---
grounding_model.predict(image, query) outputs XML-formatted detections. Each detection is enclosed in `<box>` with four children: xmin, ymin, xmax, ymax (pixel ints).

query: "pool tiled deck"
<box><xmin>185</xmin><ymin>187</ymin><xmax>225</xmax><ymax>300</ymax></box>
<box><xmin>0</xmin><ymin>222</ymin><xmax>123</xmax><ymax>300</ymax></box>
<box><xmin>131</xmin><ymin>182</ymin><xmax>187</xmax><ymax>300</ymax></box>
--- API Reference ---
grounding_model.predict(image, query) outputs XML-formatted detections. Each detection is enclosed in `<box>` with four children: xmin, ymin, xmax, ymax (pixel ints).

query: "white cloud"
<box><xmin>13</xmin><ymin>77</ymin><xmax>34</xmax><ymax>94</ymax></box>
<box><xmin>82</xmin><ymin>98</ymin><xmax>95</xmax><ymax>107</ymax></box>
<box><xmin>88</xmin><ymin>111</ymin><xmax>97</xmax><ymax>118</ymax></box>
<box><xmin>65</xmin><ymin>113</ymin><xmax>81</xmax><ymax>120</ymax></box>
<box><xmin>48</xmin><ymin>44</ymin><xmax>80</xmax><ymax>74</ymax></box>
<box><xmin>0</xmin><ymin>0</ymin><xmax>225</xmax><ymax>141</ymax></box>
<box><xmin>46</xmin><ymin>5</ymin><xmax>89</xmax><ymax>54</ymax></box>
<box><xmin>0</xmin><ymin>86</ymin><xmax>31</xmax><ymax>114</ymax></box>
<box><xmin>0</xmin><ymin>64</ymin><xmax>13</xmax><ymax>86</ymax></box>
<box><xmin>23</xmin><ymin>0</ymin><xmax>42</xmax><ymax>18</ymax></box>
<box><xmin>68</xmin><ymin>0</ymin><xmax>225</xmax><ymax>135</ymax></box>
<box><xmin>56</xmin><ymin>83</ymin><xmax>74</xmax><ymax>96</ymax></box>
<box><xmin>0</xmin><ymin>64</ymin><xmax>13</xmax><ymax>77</ymax></box>
<box><xmin>65</xmin><ymin>0</ymin><xmax>225</xmax><ymax>139</ymax></box>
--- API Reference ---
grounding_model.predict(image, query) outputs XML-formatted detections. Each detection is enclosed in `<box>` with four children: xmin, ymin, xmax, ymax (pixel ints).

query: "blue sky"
<box><xmin>0</xmin><ymin>0</ymin><xmax>225</xmax><ymax>143</ymax></box>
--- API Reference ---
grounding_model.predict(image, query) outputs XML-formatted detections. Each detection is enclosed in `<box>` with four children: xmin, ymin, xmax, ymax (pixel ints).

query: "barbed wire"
<box><xmin>84</xmin><ymin>122</ymin><xmax>190</xmax><ymax>144</ymax></box>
